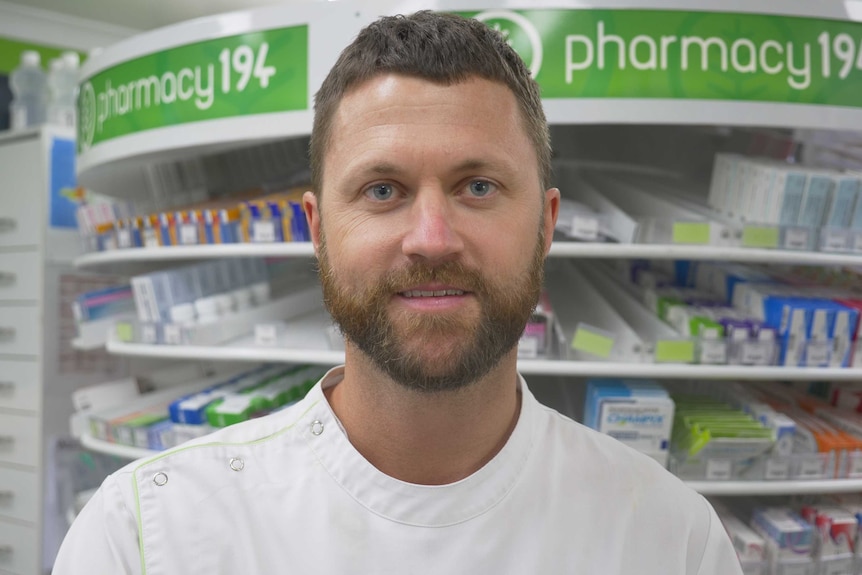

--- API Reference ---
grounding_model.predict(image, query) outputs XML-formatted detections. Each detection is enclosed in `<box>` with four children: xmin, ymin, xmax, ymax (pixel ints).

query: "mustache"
<box><xmin>379</xmin><ymin>261</ymin><xmax>487</xmax><ymax>295</ymax></box>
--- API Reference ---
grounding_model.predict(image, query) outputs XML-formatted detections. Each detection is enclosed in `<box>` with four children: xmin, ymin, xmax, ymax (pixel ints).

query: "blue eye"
<box><xmin>468</xmin><ymin>180</ymin><xmax>494</xmax><ymax>197</ymax></box>
<box><xmin>367</xmin><ymin>183</ymin><xmax>395</xmax><ymax>201</ymax></box>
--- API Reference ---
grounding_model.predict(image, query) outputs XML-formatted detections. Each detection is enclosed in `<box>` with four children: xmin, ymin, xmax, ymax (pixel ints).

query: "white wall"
<box><xmin>0</xmin><ymin>0</ymin><xmax>139</xmax><ymax>53</ymax></box>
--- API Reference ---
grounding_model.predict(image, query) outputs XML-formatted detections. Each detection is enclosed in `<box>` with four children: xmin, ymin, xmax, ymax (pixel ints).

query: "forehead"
<box><xmin>323</xmin><ymin>74</ymin><xmax>537</xmax><ymax>182</ymax></box>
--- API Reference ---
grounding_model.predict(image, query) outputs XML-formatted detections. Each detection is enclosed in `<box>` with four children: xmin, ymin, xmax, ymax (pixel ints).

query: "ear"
<box><xmin>303</xmin><ymin>191</ymin><xmax>321</xmax><ymax>256</ymax></box>
<box><xmin>542</xmin><ymin>187</ymin><xmax>560</xmax><ymax>256</ymax></box>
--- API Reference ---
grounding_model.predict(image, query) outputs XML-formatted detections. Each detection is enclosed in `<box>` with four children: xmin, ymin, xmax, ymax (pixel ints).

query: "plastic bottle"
<box><xmin>47</xmin><ymin>52</ymin><xmax>80</xmax><ymax>128</ymax></box>
<box><xmin>9</xmin><ymin>50</ymin><xmax>47</xmax><ymax>130</ymax></box>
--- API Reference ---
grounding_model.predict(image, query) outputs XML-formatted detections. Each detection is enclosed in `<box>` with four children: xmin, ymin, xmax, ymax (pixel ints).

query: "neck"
<box><xmin>325</xmin><ymin>346</ymin><xmax>522</xmax><ymax>485</ymax></box>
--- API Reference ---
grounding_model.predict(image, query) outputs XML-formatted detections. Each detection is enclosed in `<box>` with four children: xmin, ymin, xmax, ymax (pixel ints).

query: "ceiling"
<box><xmin>6</xmin><ymin>0</ymin><xmax>310</xmax><ymax>31</ymax></box>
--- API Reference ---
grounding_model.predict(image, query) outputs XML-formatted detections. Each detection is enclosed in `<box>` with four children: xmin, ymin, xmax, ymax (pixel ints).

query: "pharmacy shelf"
<box><xmin>103</xmin><ymin>338</ymin><xmax>862</xmax><ymax>380</ymax></box>
<box><xmin>74</xmin><ymin>241</ymin><xmax>862</xmax><ymax>269</ymax></box>
<box><xmin>80</xmin><ymin>432</ymin><xmax>157</xmax><ymax>460</ymax></box>
<box><xmin>71</xmin><ymin>338</ymin><xmax>103</xmax><ymax>351</ymax></box>
<box><xmin>686</xmin><ymin>479</ymin><xmax>862</xmax><ymax>496</ymax></box>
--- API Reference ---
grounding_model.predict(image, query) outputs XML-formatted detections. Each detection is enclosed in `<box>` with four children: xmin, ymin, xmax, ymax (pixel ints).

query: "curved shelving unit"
<box><xmin>686</xmin><ymin>479</ymin><xmax>862</xmax><ymax>496</ymax></box>
<box><xmin>74</xmin><ymin>241</ymin><xmax>862</xmax><ymax>269</ymax></box>
<box><xmin>80</xmin><ymin>432</ymin><xmax>158</xmax><ymax>460</ymax></box>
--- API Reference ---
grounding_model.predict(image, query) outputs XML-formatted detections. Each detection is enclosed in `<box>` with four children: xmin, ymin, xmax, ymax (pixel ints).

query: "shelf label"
<box><xmin>805</xmin><ymin>341</ymin><xmax>832</xmax><ymax>367</ymax></box>
<box><xmin>253</xmin><ymin>220</ymin><xmax>276</xmax><ymax>243</ymax></box>
<box><xmin>78</xmin><ymin>25</ymin><xmax>309</xmax><ymax>151</ymax></box>
<box><xmin>459</xmin><ymin>9</ymin><xmax>862</xmax><ymax>110</ymax></box>
<box><xmin>570</xmin><ymin>215</ymin><xmax>599</xmax><ymax>240</ymax></box>
<box><xmin>822</xmin><ymin>229</ymin><xmax>849</xmax><ymax>252</ymax></box>
<box><xmin>699</xmin><ymin>340</ymin><xmax>727</xmax><ymax>364</ymax></box>
<box><xmin>783</xmin><ymin>228</ymin><xmax>810</xmax><ymax>250</ymax></box>
<box><xmin>798</xmin><ymin>458</ymin><xmax>824</xmax><ymax>479</ymax></box>
<box><xmin>115</xmin><ymin>322</ymin><xmax>134</xmax><ymax>343</ymax></box>
<box><xmin>705</xmin><ymin>459</ymin><xmax>732</xmax><ymax>480</ymax></box>
<box><xmin>163</xmin><ymin>324</ymin><xmax>183</xmax><ymax>345</ymax></box>
<box><xmin>255</xmin><ymin>323</ymin><xmax>279</xmax><ymax>346</ymax></box>
<box><xmin>672</xmin><ymin>222</ymin><xmax>710</xmax><ymax>245</ymax></box>
<box><xmin>141</xmin><ymin>325</ymin><xmax>158</xmax><ymax>344</ymax></box>
<box><xmin>518</xmin><ymin>335</ymin><xmax>540</xmax><ymax>358</ymax></box>
<box><xmin>848</xmin><ymin>453</ymin><xmax>862</xmax><ymax>478</ymax></box>
<box><xmin>179</xmin><ymin>224</ymin><xmax>198</xmax><ymax>245</ymax></box>
<box><xmin>740</xmin><ymin>341</ymin><xmax>770</xmax><ymax>365</ymax></box>
<box><xmin>655</xmin><ymin>340</ymin><xmax>695</xmax><ymax>363</ymax></box>
<box><xmin>117</xmin><ymin>229</ymin><xmax>132</xmax><ymax>249</ymax></box>
<box><xmin>571</xmin><ymin>325</ymin><xmax>614</xmax><ymax>359</ymax></box>
<box><xmin>143</xmin><ymin>228</ymin><xmax>160</xmax><ymax>248</ymax></box>
<box><xmin>822</xmin><ymin>558</ymin><xmax>854</xmax><ymax>575</ymax></box>
<box><xmin>742</xmin><ymin>226</ymin><xmax>779</xmax><ymax>249</ymax></box>
<box><xmin>765</xmin><ymin>459</ymin><xmax>790</xmax><ymax>480</ymax></box>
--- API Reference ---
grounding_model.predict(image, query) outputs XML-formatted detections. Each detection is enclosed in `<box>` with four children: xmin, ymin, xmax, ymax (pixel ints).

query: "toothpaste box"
<box><xmin>798</xmin><ymin>172</ymin><xmax>835</xmax><ymax>228</ymax></box>
<box><xmin>825</xmin><ymin>176</ymin><xmax>861</xmax><ymax>228</ymax></box>
<box><xmin>751</xmin><ymin>507</ymin><xmax>814</xmax><ymax>565</ymax></box>
<box><xmin>713</xmin><ymin>503</ymin><xmax>766</xmax><ymax>565</ymax></box>
<box><xmin>775</xmin><ymin>166</ymin><xmax>809</xmax><ymax>226</ymax></box>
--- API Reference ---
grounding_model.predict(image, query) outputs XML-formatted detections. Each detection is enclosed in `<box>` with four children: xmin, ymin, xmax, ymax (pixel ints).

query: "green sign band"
<box><xmin>78</xmin><ymin>25</ymin><xmax>308</xmax><ymax>151</ymax></box>
<box><xmin>462</xmin><ymin>9</ymin><xmax>862</xmax><ymax>107</ymax></box>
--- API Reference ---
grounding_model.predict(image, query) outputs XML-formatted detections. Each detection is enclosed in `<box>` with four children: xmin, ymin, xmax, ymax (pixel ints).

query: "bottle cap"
<box><xmin>21</xmin><ymin>50</ymin><xmax>40</xmax><ymax>67</ymax></box>
<box><xmin>61</xmin><ymin>51</ymin><xmax>80</xmax><ymax>68</ymax></box>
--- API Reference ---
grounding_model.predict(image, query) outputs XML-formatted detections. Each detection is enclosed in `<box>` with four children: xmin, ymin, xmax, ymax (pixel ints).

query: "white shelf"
<box><xmin>74</xmin><ymin>241</ymin><xmax>862</xmax><ymax>269</ymax></box>
<box><xmin>80</xmin><ymin>432</ymin><xmax>157</xmax><ymax>460</ymax></box>
<box><xmin>71</xmin><ymin>338</ymin><xmax>104</xmax><ymax>351</ymax></box>
<box><xmin>685</xmin><ymin>479</ymin><xmax>862</xmax><ymax>496</ymax></box>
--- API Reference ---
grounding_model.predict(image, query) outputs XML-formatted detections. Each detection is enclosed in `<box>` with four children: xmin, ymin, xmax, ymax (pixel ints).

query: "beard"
<box><xmin>317</xmin><ymin>226</ymin><xmax>546</xmax><ymax>393</ymax></box>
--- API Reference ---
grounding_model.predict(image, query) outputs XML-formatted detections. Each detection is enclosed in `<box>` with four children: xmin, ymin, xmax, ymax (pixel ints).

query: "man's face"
<box><xmin>305</xmin><ymin>74</ymin><xmax>558</xmax><ymax>392</ymax></box>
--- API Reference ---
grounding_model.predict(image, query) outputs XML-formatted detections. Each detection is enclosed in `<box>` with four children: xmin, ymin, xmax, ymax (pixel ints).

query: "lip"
<box><xmin>394</xmin><ymin>284</ymin><xmax>473</xmax><ymax>311</ymax></box>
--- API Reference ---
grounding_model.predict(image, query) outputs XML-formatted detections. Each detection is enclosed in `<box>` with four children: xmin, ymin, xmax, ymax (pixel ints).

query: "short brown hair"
<box><xmin>309</xmin><ymin>10</ymin><xmax>551</xmax><ymax>193</ymax></box>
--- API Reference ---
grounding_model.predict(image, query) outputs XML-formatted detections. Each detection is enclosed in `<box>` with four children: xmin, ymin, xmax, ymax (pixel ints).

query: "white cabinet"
<box><xmin>0</xmin><ymin>127</ymin><xmax>80</xmax><ymax>575</ymax></box>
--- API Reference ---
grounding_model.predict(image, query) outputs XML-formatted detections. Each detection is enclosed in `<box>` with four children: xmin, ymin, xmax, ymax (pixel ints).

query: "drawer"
<box><xmin>0</xmin><ymin>361</ymin><xmax>39</xmax><ymax>412</ymax></box>
<box><xmin>0</xmin><ymin>414</ymin><xmax>38</xmax><ymax>468</ymax></box>
<box><xmin>0</xmin><ymin>468</ymin><xmax>38</xmax><ymax>524</ymax></box>
<box><xmin>0</xmin><ymin>519</ymin><xmax>38</xmax><ymax>575</ymax></box>
<box><xmin>0</xmin><ymin>308</ymin><xmax>40</xmax><ymax>356</ymax></box>
<box><xmin>0</xmin><ymin>137</ymin><xmax>42</xmax><ymax>249</ymax></box>
<box><xmin>0</xmin><ymin>254</ymin><xmax>39</xmax><ymax>303</ymax></box>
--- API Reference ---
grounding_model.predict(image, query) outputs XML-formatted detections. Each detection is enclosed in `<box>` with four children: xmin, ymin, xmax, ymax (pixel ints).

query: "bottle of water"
<box><xmin>9</xmin><ymin>50</ymin><xmax>47</xmax><ymax>130</ymax></box>
<box><xmin>47</xmin><ymin>52</ymin><xmax>79</xmax><ymax>128</ymax></box>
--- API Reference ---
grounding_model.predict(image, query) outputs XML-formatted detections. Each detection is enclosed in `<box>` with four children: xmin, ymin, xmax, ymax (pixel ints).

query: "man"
<box><xmin>55</xmin><ymin>11</ymin><xmax>742</xmax><ymax>574</ymax></box>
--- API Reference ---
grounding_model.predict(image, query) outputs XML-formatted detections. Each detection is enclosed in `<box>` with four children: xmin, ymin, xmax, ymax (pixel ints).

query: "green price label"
<box><xmin>742</xmin><ymin>225</ymin><xmax>780</xmax><ymax>248</ymax></box>
<box><xmin>571</xmin><ymin>327</ymin><xmax>615</xmax><ymax>358</ymax></box>
<box><xmin>78</xmin><ymin>25</ymin><xmax>308</xmax><ymax>151</ymax></box>
<box><xmin>460</xmin><ymin>9</ymin><xmax>862</xmax><ymax>107</ymax></box>
<box><xmin>654</xmin><ymin>340</ymin><xmax>695</xmax><ymax>363</ymax></box>
<box><xmin>672</xmin><ymin>222</ymin><xmax>711</xmax><ymax>244</ymax></box>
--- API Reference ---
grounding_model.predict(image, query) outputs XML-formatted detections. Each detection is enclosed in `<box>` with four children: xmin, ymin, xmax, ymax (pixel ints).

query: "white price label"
<box><xmin>782</xmin><ymin>563</ymin><xmax>813</xmax><ymax>575</ymax></box>
<box><xmin>765</xmin><ymin>459</ymin><xmax>790</xmax><ymax>480</ymax></box>
<box><xmin>740</xmin><ymin>342</ymin><xmax>768</xmax><ymax>365</ymax></box>
<box><xmin>798</xmin><ymin>458</ymin><xmax>824</xmax><ymax>478</ymax></box>
<box><xmin>255</xmin><ymin>323</ymin><xmax>279</xmax><ymax>346</ymax></box>
<box><xmin>805</xmin><ymin>341</ymin><xmax>831</xmax><ymax>367</ymax></box>
<box><xmin>518</xmin><ymin>336</ymin><xmax>540</xmax><ymax>358</ymax></box>
<box><xmin>117</xmin><ymin>229</ymin><xmax>132</xmax><ymax>249</ymax></box>
<box><xmin>848</xmin><ymin>454</ymin><xmax>862</xmax><ymax>478</ymax></box>
<box><xmin>783</xmin><ymin>228</ymin><xmax>809</xmax><ymax>250</ymax></box>
<box><xmin>822</xmin><ymin>558</ymin><xmax>854</xmax><ymax>575</ymax></box>
<box><xmin>570</xmin><ymin>215</ymin><xmax>599</xmax><ymax>240</ymax></box>
<box><xmin>143</xmin><ymin>229</ymin><xmax>160</xmax><ymax>248</ymax></box>
<box><xmin>253</xmin><ymin>220</ymin><xmax>276</xmax><ymax>243</ymax></box>
<box><xmin>699</xmin><ymin>340</ymin><xmax>727</xmax><ymax>364</ymax></box>
<box><xmin>822</xmin><ymin>229</ymin><xmax>848</xmax><ymax>251</ymax></box>
<box><xmin>180</xmin><ymin>224</ymin><xmax>198</xmax><ymax>245</ymax></box>
<box><xmin>142</xmin><ymin>325</ymin><xmax>157</xmax><ymax>344</ymax></box>
<box><xmin>706</xmin><ymin>459</ymin><xmax>732</xmax><ymax>480</ymax></box>
<box><xmin>163</xmin><ymin>324</ymin><xmax>183</xmax><ymax>345</ymax></box>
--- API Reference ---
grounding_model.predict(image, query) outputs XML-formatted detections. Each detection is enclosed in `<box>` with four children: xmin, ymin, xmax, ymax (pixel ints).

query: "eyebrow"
<box><xmin>361</xmin><ymin>158</ymin><xmax>512</xmax><ymax>178</ymax></box>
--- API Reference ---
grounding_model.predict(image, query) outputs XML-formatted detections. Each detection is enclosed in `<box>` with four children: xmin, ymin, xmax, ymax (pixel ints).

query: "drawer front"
<box><xmin>0</xmin><ymin>468</ymin><xmax>38</xmax><ymax>524</ymax></box>
<box><xmin>0</xmin><ymin>254</ymin><xmax>39</xmax><ymax>303</ymax></box>
<box><xmin>0</xmin><ymin>520</ymin><xmax>38</xmax><ymax>575</ymax></box>
<box><xmin>0</xmin><ymin>414</ymin><xmax>38</xmax><ymax>468</ymax></box>
<box><xmin>0</xmin><ymin>360</ymin><xmax>39</xmax><ymax>412</ymax></box>
<box><xmin>0</xmin><ymin>138</ymin><xmax>42</xmax><ymax>249</ymax></box>
<box><xmin>0</xmin><ymin>308</ymin><xmax>40</xmax><ymax>356</ymax></box>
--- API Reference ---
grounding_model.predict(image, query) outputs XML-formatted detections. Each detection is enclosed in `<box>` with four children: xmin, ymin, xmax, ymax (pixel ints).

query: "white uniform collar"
<box><xmin>299</xmin><ymin>366</ymin><xmax>537</xmax><ymax>527</ymax></box>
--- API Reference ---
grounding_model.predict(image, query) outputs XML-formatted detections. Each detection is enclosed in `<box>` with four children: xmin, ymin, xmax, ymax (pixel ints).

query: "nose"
<box><xmin>401</xmin><ymin>187</ymin><xmax>464</xmax><ymax>263</ymax></box>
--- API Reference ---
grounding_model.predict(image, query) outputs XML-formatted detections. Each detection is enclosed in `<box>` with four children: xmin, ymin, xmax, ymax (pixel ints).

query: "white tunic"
<box><xmin>54</xmin><ymin>367</ymin><xmax>742</xmax><ymax>575</ymax></box>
